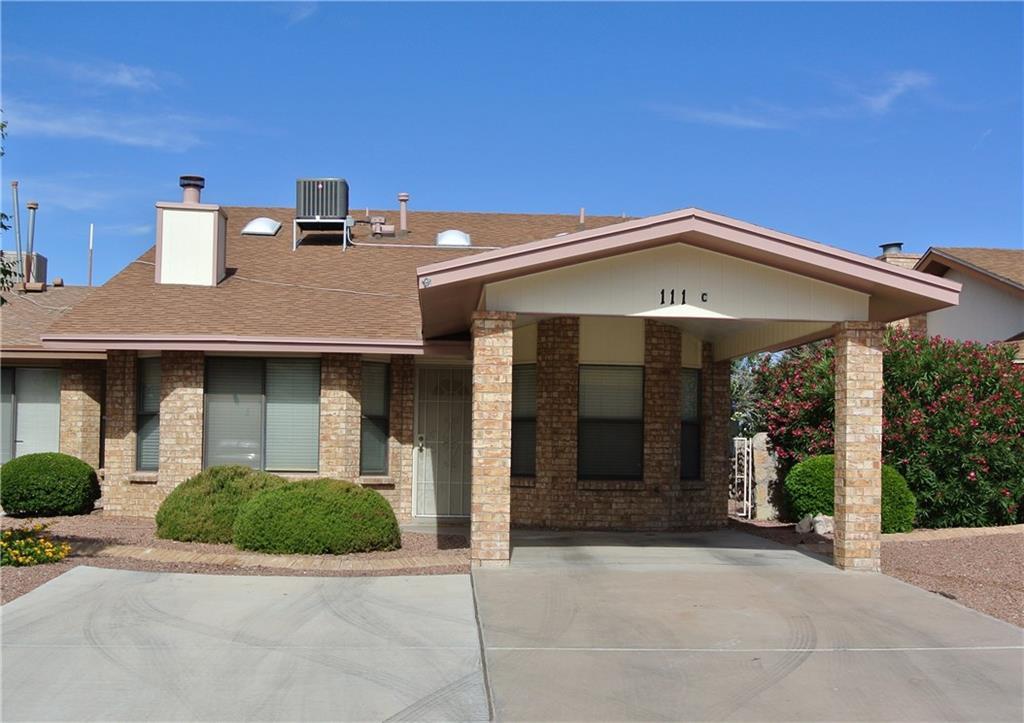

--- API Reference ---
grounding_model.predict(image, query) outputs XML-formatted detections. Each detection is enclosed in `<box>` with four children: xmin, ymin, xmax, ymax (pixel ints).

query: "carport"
<box><xmin>473</xmin><ymin>528</ymin><xmax>1024</xmax><ymax>721</ymax></box>
<box><xmin>416</xmin><ymin>208</ymin><xmax>961</xmax><ymax>570</ymax></box>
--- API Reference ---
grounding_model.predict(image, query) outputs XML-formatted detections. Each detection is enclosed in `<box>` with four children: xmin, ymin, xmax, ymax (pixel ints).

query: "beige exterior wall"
<box><xmin>925</xmin><ymin>269</ymin><xmax>1023</xmax><ymax>345</ymax></box>
<box><xmin>486</xmin><ymin>244</ymin><xmax>869</xmax><ymax>321</ymax></box>
<box><xmin>59</xmin><ymin>360</ymin><xmax>104</xmax><ymax>468</ymax></box>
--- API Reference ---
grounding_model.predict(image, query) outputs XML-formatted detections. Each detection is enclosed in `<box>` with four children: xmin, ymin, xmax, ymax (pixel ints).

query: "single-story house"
<box><xmin>1</xmin><ymin>280</ymin><xmax>103</xmax><ymax>467</ymax></box>
<box><xmin>878</xmin><ymin>243</ymin><xmax>1023</xmax><ymax>359</ymax></box>
<box><xmin>27</xmin><ymin>176</ymin><xmax>961</xmax><ymax>570</ymax></box>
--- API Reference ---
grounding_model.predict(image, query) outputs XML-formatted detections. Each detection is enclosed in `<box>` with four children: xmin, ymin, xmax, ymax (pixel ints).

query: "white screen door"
<box><xmin>414</xmin><ymin>366</ymin><xmax>472</xmax><ymax>517</ymax></box>
<box><xmin>13</xmin><ymin>368</ymin><xmax>61</xmax><ymax>458</ymax></box>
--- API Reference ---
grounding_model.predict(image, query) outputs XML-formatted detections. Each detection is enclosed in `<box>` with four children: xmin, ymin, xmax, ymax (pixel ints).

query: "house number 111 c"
<box><xmin>659</xmin><ymin>289</ymin><xmax>709</xmax><ymax>305</ymax></box>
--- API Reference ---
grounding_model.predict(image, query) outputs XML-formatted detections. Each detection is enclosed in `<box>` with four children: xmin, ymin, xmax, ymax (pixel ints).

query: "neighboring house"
<box><xmin>0</xmin><ymin>281</ymin><xmax>103</xmax><ymax>466</ymax></box>
<box><xmin>878</xmin><ymin>243</ymin><xmax>1023</xmax><ymax>358</ymax></box>
<box><xmin>33</xmin><ymin>175</ymin><xmax>959</xmax><ymax>570</ymax></box>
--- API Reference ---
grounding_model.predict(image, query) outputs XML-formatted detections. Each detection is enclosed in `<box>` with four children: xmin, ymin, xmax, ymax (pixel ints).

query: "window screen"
<box><xmin>681</xmin><ymin>368</ymin><xmax>702</xmax><ymax>481</ymax></box>
<box><xmin>136</xmin><ymin>357</ymin><xmax>161</xmax><ymax>471</ymax></box>
<box><xmin>205</xmin><ymin>357</ymin><xmax>264</xmax><ymax>469</ymax></box>
<box><xmin>360</xmin><ymin>362</ymin><xmax>390</xmax><ymax>475</ymax></box>
<box><xmin>265</xmin><ymin>358</ymin><xmax>320</xmax><ymax>471</ymax></box>
<box><xmin>578</xmin><ymin>365</ymin><xmax>643</xmax><ymax>480</ymax></box>
<box><xmin>511</xmin><ymin>365</ymin><xmax>537</xmax><ymax>476</ymax></box>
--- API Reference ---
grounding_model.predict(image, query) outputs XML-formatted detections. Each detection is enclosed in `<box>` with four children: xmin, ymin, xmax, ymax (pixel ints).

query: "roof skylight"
<box><xmin>241</xmin><ymin>217</ymin><xmax>282</xmax><ymax>236</ymax></box>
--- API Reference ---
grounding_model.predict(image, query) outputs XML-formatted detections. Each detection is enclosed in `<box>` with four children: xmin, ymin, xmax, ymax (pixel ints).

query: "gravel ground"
<box><xmin>732</xmin><ymin>517</ymin><xmax>1023</xmax><ymax>627</ymax></box>
<box><xmin>882</xmin><ymin>533</ymin><xmax>1024</xmax><ymax>627</ymax></box>
<box><xmin>1</xmin><ymin>513</ymin><xmax>469</xmax><ymax>605</ymax></box>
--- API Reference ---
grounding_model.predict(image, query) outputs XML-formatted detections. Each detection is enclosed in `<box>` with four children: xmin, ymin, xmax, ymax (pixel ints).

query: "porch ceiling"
<box><xmin>416</xmin><ymin>207</ymin><xmax>961</xmax><ymax>349</ymax></box>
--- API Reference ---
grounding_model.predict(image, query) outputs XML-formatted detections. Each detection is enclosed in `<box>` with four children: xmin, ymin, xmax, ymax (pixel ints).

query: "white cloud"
<box><xmin>6</xmin><ymin>99</ymin><xmax>203</xmax><ymax>152</ymax></box>
<box><xmin>859</xmin><ymin>70</ymin><xmax>934</xmax><ymax>114</ymax></box>
<box><xmin>279</xmin><ymin>2</ymin><xmax>318</xmax><ymax>26</ymax></box>
<box><xmin>651</xmin><ymin>105</ymin><xmax>781</xmax><ymax>130</ymax></box>
<box><xmin>101</xmin><ymin>223</ymin><xmax>154</xmax><ymax>237</ymax></box>
<box><xmin>10</xmin><ymin>53</ymin><xmax>177</xmax><ymax>92</ymax></box>
<box><xmin>10</xmin><ymin>176</ymin><xmax>122</xmax><ymax>212</ymax></box>
<box><xmin>656</xmin><ymin>69</ymin><xmax>934</xmax><ymax>130</ymax></box>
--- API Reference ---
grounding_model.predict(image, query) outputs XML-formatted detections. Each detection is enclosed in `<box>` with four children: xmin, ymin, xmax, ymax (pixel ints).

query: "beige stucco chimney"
<box><xmin>155</xmin><ymin>175</ymin><xmax>227</xmax><ymax>286</ymax></box>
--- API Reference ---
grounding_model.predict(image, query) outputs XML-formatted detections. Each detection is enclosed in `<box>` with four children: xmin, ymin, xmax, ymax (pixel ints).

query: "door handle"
<box><xmin>417</xmin><ymin>434</ymin><xmax>425</xmax><ymax>451</ymax></box>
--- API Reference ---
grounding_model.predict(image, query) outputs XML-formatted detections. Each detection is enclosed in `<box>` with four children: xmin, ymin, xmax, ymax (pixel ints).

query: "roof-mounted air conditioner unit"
<box><xmin>293</xmin><ymin>178</ymin><xmax>353</xmax><ymax>250</ymax></box>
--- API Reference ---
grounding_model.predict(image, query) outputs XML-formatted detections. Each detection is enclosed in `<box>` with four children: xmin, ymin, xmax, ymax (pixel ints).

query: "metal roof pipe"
<box><xmin>180</xmin><ymin>175</ymin><xmax>205</xmax><ymax>204</ymax></box>
<box><xmin>879</xmin><ymin>241</ymin><xmax>904</xmax><ymax>257</ymax></box>
<box><xmin>398</xmin><ymin>192</ymin><xmax>410</xmax><ymax>233</ymax></box>
<box><xmin>25</xmin><ymin>201</ymin><xmax>38</xmax><ymax>283</ymax></box>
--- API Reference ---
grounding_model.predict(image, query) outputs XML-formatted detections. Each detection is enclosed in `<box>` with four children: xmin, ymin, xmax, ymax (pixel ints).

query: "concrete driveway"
<box><xmin>2</xmin><ymin>567</ymin><xmax>488</xmax><ymax>722</ymax></box>
<box><xmin>473</xmin><ymin>529</ymin><xmax>1024</xmax><ymax>722</ymax></box>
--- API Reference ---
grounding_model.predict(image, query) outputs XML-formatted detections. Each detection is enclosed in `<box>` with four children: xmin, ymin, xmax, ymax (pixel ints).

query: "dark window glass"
<box><xmin>360</xmin><ymin>362</ymin><xmax>390</xmax><ymax>475</ymax></box>
<box><xmin>578</xmin><ymin>365</ymin><xmax>643</xmax><ymax>480</ymax></box>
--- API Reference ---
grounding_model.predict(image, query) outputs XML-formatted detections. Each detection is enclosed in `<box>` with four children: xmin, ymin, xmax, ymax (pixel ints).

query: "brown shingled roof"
<box><xmin>1</xmin><ymin>286</ymin><xmax>94</xmax><ymax>349</ymax></box>
<box><xmin>917</xmin><ymin>247</ymin><xmax>1023</xmax><ymax>290</ymax></box>
<box><xmin>45</xmin><ymin>206</ymin><xmax>625</xmax><ymax>345</ymax></box>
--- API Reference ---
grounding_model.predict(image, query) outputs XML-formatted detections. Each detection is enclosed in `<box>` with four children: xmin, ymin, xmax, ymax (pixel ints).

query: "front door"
<box><xmin>413</xmin><ymin>366</ymin><xmax>472</xmax><ymax>517</ymax></box>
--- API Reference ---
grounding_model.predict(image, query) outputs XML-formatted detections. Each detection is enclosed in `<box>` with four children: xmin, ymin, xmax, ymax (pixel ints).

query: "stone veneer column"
<box><xmin>59</xmin><ymin>360</ymin><xmax>104</xmax><ymax>468</ymax></box>
<box><xmin>101</xmin><ymin>350</ymin><xmax>136</xmax><ymax>513</ymax></box>
<box><xmin>319</xmin><ymin>354</ymin><xmax>362</xmax><ymax>481</ymax></box>
<box><xmin>158</xmin><ymin>351</ymin><xmax>205</xmax><ymax>492</ymax></box>
<box><xmin>833</xmin><ymin>321</ymin><xmax>885</xmax><ymax>571</ymax></box>
<box><xmin>533</xmin><ymin>316</ymin><xmax>579</xmax><ymax>526</ymax></box>
<box><xmin>644</xmin><ymin>321</ymin><xmax>682</xmax><ymax>503</ymax></box>
<box><xmin>388</xmin><ymin>355</ymin><xmax>416</xmax><ymax>520</ymax></box>
<box><xmin>470</xmin><ymin>311</ymin><xmax>515</xmax><ymax>566</ymax></box>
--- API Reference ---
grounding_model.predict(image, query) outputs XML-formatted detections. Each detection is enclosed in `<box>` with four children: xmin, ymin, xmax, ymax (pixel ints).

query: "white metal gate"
<box><xmin>413</xmin><ymin>366</ymin><xmax>472</xmax><ymax>517</ymax></box>
<box><xmin>731</xmin><ymin>436</ymin><xmax>753</xmax><ymax>519</ymax></box>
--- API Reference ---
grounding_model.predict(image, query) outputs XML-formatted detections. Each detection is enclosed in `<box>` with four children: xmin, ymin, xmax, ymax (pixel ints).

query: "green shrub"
<box><xmin>755</xmin><ymin>329</ymin><xmax>1024</xmax><ymax>527</ymax></box>
<box><xmin>233</xmin><ymin>478</ymin><xmax>401</xmax><ymax>555</ymax></box>
<box><xmin>784</xmin><ymin>454</ymin><xmax>917</xmax><ymax>533</ymax></box>
<box><xmin>0</xmin><ymin>453</ymin><xmax>100</xmax><ymax>516</ymax></box>
<box><xmin>155</xmin><ymin>466</ymin><xmax>285</xmax><ymax>543</ymax></box>
<box><xmin>1</xmin><ymin>523</ymin><xmax>72</xmax><ymax>566</ymax></box>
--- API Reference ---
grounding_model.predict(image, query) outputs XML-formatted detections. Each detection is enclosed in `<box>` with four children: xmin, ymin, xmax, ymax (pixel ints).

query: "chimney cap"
<box><xmin>398</xmin><ymin>192</ymin><xmax>410</xmax><ymax>202</ymax></box>
<box><xmin>179</xmin><ymin>175</ymin><xmax>206</xmax><ymax>189</ymax></box>
<box><xmin>26</xmin><ymin>201</ymin><xmax>39</xmax><ymax>210</ymax></box>
<box><xmin>879</xmin><ymin>241</ymin><xmax>904</xmax><ymax>256</ymax></box>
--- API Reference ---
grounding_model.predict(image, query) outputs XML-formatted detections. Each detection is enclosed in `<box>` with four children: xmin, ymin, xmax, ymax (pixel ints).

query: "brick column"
<box><xmin>59</xmin><ymin>360</ymin><xmax>104</xmax><ymax>468</ymax></box>
<box><xmin>471</xmin><ymin>311</ymin><xmax>515</xmax><ymax>566</ymax></box>
<box><xmin>319</xmin><ymin>354</ymin><xmax>361</xmax><ymax>480</ymax></box>
<box><xmin>644</xmin><ymin>321</ymin><xmax>682</xmax><ymax>498</ymax></box>
<box><xmin>833</xmin><ymin>321</ymin><xmax>885</xmax><ymax>571</ymax></box>
<box><xmin>388</xmin><ymin>355</ymin><xmax>416</xmax><ymax>520</ymax></box>
<box><xmin>702</xmin><ymin>343</ymin><xmax>732</xmax><ymax>527</ymax></box>
<box><xmin>101</xmin><ymin>350</ymin><xmax>136</xmax><ymax>513</ymax></box>
<box><xmin>158</xmin><ymin>351</ymin><xmax>205</xmax><ymax>489</ymax></box>
<box><xmin>533</xmin><ymin>316</ymin><xmax>579</xmax><ymax>526</ymax></box>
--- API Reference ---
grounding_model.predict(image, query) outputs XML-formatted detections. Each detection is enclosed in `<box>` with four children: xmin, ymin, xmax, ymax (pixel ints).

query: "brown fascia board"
<box><xmin>915</xmin><ymin>248</ymin><xmax>1024</xmax><ymax>300</ymax></box>
<box><xmin>38</xmin><ymin>334</ymin><xmax>469</xmax><ymax>357</ymax></box>
<box><xmin>416</xmin><ymin>208</ymin><xmax>961</xmax><ymax>336</ymax></box>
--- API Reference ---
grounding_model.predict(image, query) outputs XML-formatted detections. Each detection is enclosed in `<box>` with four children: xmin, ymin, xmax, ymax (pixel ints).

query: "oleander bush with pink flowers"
<box><xmin>752</xmin><ymin>327</ymin><xmax>1024</xmax><ymax>528</ymax></box>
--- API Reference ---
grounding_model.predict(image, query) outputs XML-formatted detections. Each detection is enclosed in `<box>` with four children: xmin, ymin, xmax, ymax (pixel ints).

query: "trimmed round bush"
<box><xmin>155</xmin><ymin>466</ymin><xmax>285</xmax><ymax>543</ymax></box>
<box><xmin>233</xmin><ymin>478</ymin><xmax>401</xmax><ymax>555</ymax></box>
<box><xmin>0</xmin><ymin>453</ymin><xmax>100</xmax><ymax>516</ymax></box>
<box><xmin>784</xmin><ymin>454</ymin><xmax>917</xmax><ymax>533</ymax></box>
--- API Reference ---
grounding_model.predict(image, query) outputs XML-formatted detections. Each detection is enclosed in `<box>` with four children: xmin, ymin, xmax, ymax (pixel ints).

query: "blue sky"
<box><xmin>2</xmin><ymin>1</ymin><xmax>1021</xmax><ymax>285</ymax></box>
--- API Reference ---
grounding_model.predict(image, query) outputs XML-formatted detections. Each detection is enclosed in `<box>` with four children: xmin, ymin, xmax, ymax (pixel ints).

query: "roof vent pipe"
<box><xmin>179</xmin><ymin>175</ymin><xmax>205</xmax><ymax>204</ymax></box>
<box><xmin>398</xmin><ymin>192</ymin><xmax>410</xmax><ymax>233</ymax></box>
<box><xmin>879</xmin><ymin>241</ymin><xmax>904</xmax><ymax>257</ymax></box>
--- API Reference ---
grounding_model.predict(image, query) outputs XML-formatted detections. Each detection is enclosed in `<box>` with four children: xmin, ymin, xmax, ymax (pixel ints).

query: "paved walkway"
<box><xmin>71</xmin><ymin>540</ymin><xmax>468</xmax><ymax>573</ymax></box>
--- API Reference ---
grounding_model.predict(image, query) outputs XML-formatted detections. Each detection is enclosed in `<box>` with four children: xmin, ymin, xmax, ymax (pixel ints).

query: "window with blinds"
<box><xmin>136</xmin><ymin>357</ymin><xmax>161</xmax><ymax>471</ymax></box>
<box><xmin>360</xmin><ymin>362</ymin><xmax>390</xmax><ymax>475</ymax></box>
<box><xmin>1</xmin><ymin>368</ymin><xmax>13</xmax><ymax>464</ymax></box>
<box><xmin>204</xmin><ymin>357</ymin><xmax>320</xmax><ymax>471</ymax></box>
<box><xmin>512</xmin><ymin>364</ymin><xmax>537</xmax><ymax>476</ymax></box>
<box><xmin>681</xmin><ymin>368</ymin><xmax>702</xmax><ymax>482</ymax></box>
<box><xmin>578</xmin><ymin>365</ymin><xmax>644</xmax><ymax>480</ymax></box>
